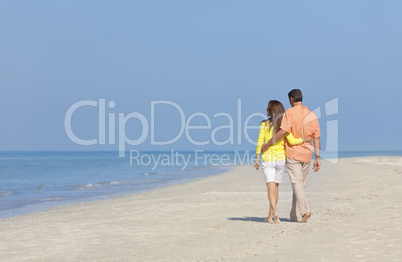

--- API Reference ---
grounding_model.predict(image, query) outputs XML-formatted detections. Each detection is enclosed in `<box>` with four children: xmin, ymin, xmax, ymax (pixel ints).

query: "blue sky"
<box><xmin>1</xmin><ymin>0</ymin><xmax>401</xmax><ymax>152</ymax></box>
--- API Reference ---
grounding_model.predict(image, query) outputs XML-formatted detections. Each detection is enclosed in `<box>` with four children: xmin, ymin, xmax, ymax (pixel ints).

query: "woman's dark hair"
<box><xmin>288</xmin><ymin>89</ymin><xmax>303</xmax><ymax>102</ymax></box>
<box><xmin>265</xmin><ymin>100</ymin><xmax>285</xmax><ymax>135</ymax></box>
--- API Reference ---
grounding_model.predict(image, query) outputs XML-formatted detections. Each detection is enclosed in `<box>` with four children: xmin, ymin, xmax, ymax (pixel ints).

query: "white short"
<box><xmin>261</xmin><ymin>160</ymin><xmax>286</xmax><ymax>184</ymax></box>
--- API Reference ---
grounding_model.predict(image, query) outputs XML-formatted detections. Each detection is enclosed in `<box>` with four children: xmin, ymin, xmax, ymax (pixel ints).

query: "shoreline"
<box><xmin>3</xmin><ymin>151</ymin><xmax>402</xmax><ymax>220</ymax></box>
<box><xmin>0</xmin><ymin>166</ymin><xmax>232</xmax><ymax>220</ymax></box>
<box><xmin>1</xmin><ymin>156</ymin><xmax>402</xmax><ymax>261</ymax></box>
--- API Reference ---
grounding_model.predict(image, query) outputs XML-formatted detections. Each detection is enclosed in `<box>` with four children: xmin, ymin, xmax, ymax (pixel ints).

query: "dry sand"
<box><xmin>1</xmin><ymin>156</ymin><xmax>402</xmax><ymax>261</ymax></box>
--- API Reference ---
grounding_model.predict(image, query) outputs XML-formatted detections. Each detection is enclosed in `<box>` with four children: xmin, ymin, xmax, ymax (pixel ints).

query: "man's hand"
<box><xmin>313</xmin><ymin>158</ymin><xmax>320</xmax><ymax>172</ymax></box>
<box><xmin>262</xmin><ymin>129</ymin><xmax>287</xmax><ymax>153</ymax></box>
<box><xmin>261</xmin><ymin>143</ymin><xmax>269</xmax><ymax>154</ymax></box>
<box><xmin>312</xmin><ymin>137</ymin><xmax>321</xmax><ymax>172</ymax></box>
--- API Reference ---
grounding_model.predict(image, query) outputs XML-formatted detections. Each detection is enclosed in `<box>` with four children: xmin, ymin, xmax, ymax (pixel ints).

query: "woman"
<box><xmin>253</xmin><ymin>100</ymin><xmax>310</xmax><ymax>223</ymax></box>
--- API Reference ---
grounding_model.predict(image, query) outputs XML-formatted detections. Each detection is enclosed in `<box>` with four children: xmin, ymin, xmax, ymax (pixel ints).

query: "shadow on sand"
<box><xmin>227</xmin><ymin>217</ymin><xmax>294</xmax><ymax>223</ymax></box>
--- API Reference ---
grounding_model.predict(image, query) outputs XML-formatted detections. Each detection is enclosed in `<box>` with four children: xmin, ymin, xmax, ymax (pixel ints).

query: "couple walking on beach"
<box><xmin>253</xmin><ymin>89</ymin><xmax>320</xmax><ymax>223</ymax></box>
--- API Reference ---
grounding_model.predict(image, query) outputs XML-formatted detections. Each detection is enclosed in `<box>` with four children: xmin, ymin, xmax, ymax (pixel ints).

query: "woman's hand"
<box><xmin>303</xmin><ymin>136</ymin><xmax>313</xmax><ymax>143</ymax></box>
<box><xmin>253</xmin><ymin>159</ymin><xmax>260</xmax><ymax>170</ymax></box>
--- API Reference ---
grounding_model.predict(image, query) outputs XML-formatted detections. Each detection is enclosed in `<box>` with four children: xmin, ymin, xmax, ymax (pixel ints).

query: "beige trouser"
<box><xmin>286</xmin><ymin>158</ymin><xmax>311</xmax><ymax>221</ymax></box>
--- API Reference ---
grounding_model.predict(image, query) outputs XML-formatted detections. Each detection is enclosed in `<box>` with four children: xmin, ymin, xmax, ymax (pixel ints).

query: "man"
<box><xmin>261</xmin><ymin>89</ymin><xmax>320</xmax><ymax>223</ymax></box>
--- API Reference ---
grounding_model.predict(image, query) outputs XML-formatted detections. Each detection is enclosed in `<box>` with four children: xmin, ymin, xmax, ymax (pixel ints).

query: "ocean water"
<box><xmin>1</xmin><ymin>150</ymin><xmax>401</xmax><ymax>218</ymax></box>
<box><xmin>0</xmin><ymin>150</ymin><xmax>240</xmax><ymax>218</ymax></box>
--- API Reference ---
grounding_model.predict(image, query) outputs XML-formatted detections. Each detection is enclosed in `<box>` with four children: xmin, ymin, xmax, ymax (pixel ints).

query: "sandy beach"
<box><xmin>1</xmin><ymin>156</ymin><xmax>402</xmax><ymax>261</ymax></box>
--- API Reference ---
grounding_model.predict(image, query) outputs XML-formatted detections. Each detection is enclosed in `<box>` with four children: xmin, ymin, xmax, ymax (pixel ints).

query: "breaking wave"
<box><xmin>74</xmin><ymin>179</ymin><xmax>154</xmax><ymax>190</ymax></box>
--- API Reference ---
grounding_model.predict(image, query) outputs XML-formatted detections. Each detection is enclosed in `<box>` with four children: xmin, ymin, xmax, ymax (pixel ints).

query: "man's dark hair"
<box><xmin>288</xmin><ymin>89</ymin><xmax>303</xmax><ymax>102</ymax></box>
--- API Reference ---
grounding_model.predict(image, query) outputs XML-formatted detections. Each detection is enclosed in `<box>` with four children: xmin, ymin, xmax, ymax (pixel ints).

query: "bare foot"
<box><xmin>264</xmin><ymin>214</ymin><xmax>273</xmax><ymax>223</ymax></box>
<box><xmin>264</xmin><ymin>217</ymin><xmax>273</xmax><ymax>223</ymax></box>
<box><xmin>300</xmin><ymin>212</ymin><xmax>311</xmax><ymax>223</ymax></box>
<box><xmin>274</xmin><ymin>214</ymin><xmax>281</xmax><ymax>224</ymax></box>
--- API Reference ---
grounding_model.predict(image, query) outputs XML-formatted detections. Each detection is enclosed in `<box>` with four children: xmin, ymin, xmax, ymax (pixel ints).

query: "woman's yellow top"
<box><xmin>256</xmin><ymin>121</ymin><xmax>303</xmax><ymax>162</ymax></box>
